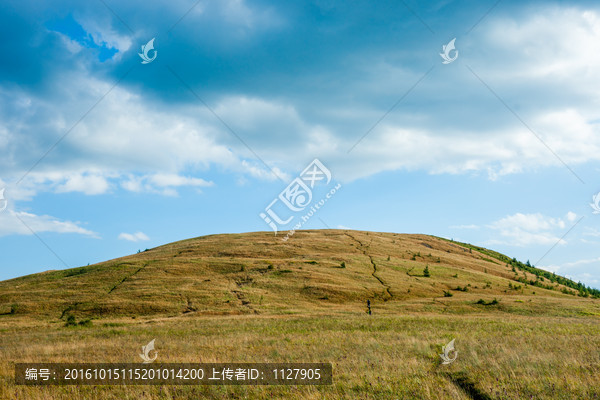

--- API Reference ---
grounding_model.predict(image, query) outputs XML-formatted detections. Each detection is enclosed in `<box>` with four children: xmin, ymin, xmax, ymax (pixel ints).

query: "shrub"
<box><xmin>443</xmin><ymin>290</ymin><xmax>453</xmax><ymax>297</ymax></box>
<box><xmin>78</xmin><ymin>319</ymin><xmax>93</xmax><ymax>327</ymax></box>
<box><xmin>340</xmin><ymin>262</ymin><xmax>346</xmax><ymax>268</ymax></box>
<box><xmin>476</xmin><ymin>298</ymin><xmax>499</xmax><ymax>306</ymax></box>
<box><xmin>65</xmin><ymin>315</ymin><xmax>77</xmax><ymax>327</ymax></box>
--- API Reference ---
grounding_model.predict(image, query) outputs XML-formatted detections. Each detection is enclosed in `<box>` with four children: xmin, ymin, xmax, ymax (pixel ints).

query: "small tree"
<box><xmin>423</xmin><ymin>265</ymin><xmax>430</xmax><ymax>277</ymax></box>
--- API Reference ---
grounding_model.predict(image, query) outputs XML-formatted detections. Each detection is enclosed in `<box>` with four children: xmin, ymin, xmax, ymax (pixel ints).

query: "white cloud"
<box><xmin>450</xmin><ymin>224</ymin><xmax>479</xmax><ymax>230</ymax></box>
<box><xmin>148</xmin><ymin>173</ymin><xmax>212</xmax><ymax>188</ymax></box>
<box><xmin>0</xmin><ymin>210</ymin><xmax>97</xmax><ymax>237</ymax></box>
<box><xmin>583</xmin><ymin>227</ymin><xmax>600</xmax><ymax>237</ymax></box>
<box><xmin>120</xmin><ymin>173</ymin><xmax>214</xmax><ymax>196</ymax></box>
<box><xmin>337</xmin><ymin>225</ymin><xmax>352</xmax><ymax>230</ymax></box>
<box><xmin>118</xmin><ymin>231</ymin><xmax>150</xmax><ymax>242</ymax></box>
<box><xmin>219</xmin><ymin>0</ymin><xmax>284</xmax><ymax>30</ymax></box>
<box><xmin>241</xmin><ymin>160</ymin><xmax>290</xmax><ymax>182</ymax></box>
<box><xmin>3</xmin><ymin>6</ymin><xmax>600</xmax><ymax>198</ymax></box>
<box><xmin>486</xmin><ymin>212</ymin><xmax>569</xmax><ymax>246</ymax></box>
<box><xmin>491</xmin><ymin>213</ymin><xmax>566</xmax><ymax>232</ymax></box>
<box><xmin>559</xmin><ymin>257</ymin><xmax>600</xmax><ymax>269</ymax></box>
<box><xmin>4</xmin><ymin>45</ymin><xmax>600</xmax><ymax>193</ymax></box>
<box><xmin>484</xmin><ymin>8</ymin><xmax>600</xmax><ymax>81</ymax></box>
<box><xmin>77</xmin><ymin>15</ymin><xmax>132</xmax><ymax>55</ymax></box>
<box><xmin>55</xmin><ymin>173</ymin><xmax>111</xmax><ymax>195</ymax></box>
<box><xmin>323</xmin><ymin>8</ymin><xmax>600</xmax><ymax>180</ymax></box>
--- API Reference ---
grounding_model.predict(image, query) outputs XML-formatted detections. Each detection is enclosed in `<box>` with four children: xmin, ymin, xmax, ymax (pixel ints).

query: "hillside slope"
<box><xmin>0</xmin><ymin>230</ymin><xmax>595</xmax><ymax>320</ymax></box>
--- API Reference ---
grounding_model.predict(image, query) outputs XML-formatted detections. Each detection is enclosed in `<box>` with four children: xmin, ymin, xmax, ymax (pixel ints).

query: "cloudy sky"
<box><xmin>1</xmin><ymin>0</ymin><xmax>600</xmax><ymax>287</ymax></box>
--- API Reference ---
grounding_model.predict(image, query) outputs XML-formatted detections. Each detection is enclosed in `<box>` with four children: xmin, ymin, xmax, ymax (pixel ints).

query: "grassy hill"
<box><xmin>0</xmin><ymin>230</ymin><xmax>596</xmax><ymax>320</ymax></box>
<box><xmin>1</xmin><ymin>230</ymin><xmax>599</xmax><ymax>399</ymax></box>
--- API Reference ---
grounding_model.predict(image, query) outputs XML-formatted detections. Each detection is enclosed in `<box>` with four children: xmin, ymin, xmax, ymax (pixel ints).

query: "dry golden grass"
<box><xmin>1</xmin><ymin>230</ymin><xmax>599</xmax><ymax>399</ymax></box>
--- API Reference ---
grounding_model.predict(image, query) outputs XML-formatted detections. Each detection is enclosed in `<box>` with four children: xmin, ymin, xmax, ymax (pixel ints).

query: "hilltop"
<box><xmin>1</xmin><ymin>230</ymin><xmax>596</xmax><ymax>321</ymax></box>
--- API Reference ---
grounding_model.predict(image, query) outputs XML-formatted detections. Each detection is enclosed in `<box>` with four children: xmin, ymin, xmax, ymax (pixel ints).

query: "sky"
<box><xmin>1</xmin><ymin>0</ymin><xmax>600</xmax><ymax>288</ymax></box>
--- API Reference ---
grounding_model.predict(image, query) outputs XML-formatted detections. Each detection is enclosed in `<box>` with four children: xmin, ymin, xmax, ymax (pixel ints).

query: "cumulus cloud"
<box><xmin>3</xmin><ymin>5</ymin><xmax>600</xmax><ymax>190</ymax></box>
<box><xmin>118</xmin><ymin>231</ymin><xmax>150</xmax><ymax>242</ymax></box>
<box><xmin>209</xmin><ymin>6</ymin><xmax>600</xmax><ymax>181</ymax></box>
<box><xmin>55</xmin><ymin>173</ymin><xmax>111</xmax><ymax>195</ymax></box>
<box><xmin>486</xmin><ymin>212</ymin><xmax>576</xmax><ymax>247</ymax></box>
<box><xmin>483</xmin><ymin>7</ymin><xmax>600</xmax><ymax>82</ymax></box>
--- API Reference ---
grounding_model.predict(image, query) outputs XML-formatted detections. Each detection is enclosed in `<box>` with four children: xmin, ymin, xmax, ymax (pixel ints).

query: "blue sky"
<box><xmin>1</xmin><ymin>0</ymin><xmax>600</xmax><ymax>288</ymax></box>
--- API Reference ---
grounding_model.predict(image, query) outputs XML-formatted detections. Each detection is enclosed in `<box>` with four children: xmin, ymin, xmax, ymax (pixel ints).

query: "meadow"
<box><xmin>1</xmin><ymin>230</ymin><xmax>599</xmax><ymax>399</ymax></box>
